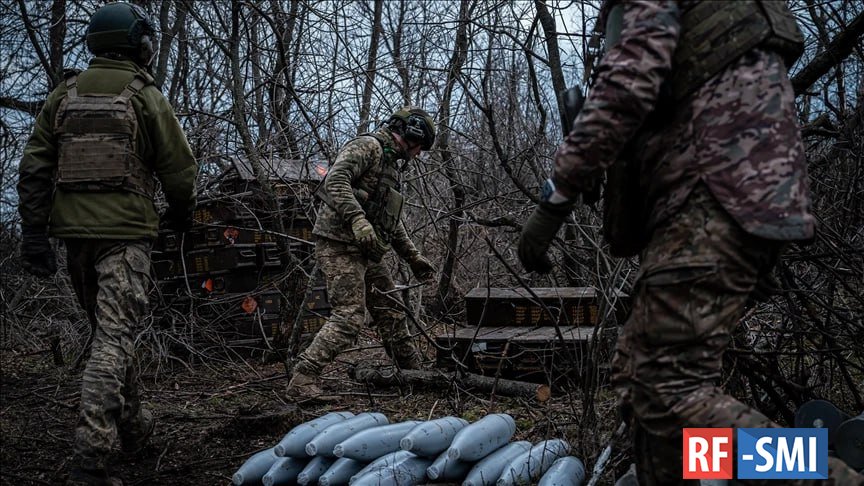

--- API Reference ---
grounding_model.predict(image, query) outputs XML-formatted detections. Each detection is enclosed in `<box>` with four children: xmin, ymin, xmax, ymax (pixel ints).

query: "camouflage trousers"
<box><xmin>66</xmin><ymin>239</ymin><xmax>152</xmax><ymax>470</ymax></box>
<box><xmin>611</xmin><ymin>185</ymin><xmax>862</xmax><ymax>485</ymax></box>
<box><xmin>295</xmin><ymin>238</ymin><xmax>420</xmax><ymax>376</ymax></box>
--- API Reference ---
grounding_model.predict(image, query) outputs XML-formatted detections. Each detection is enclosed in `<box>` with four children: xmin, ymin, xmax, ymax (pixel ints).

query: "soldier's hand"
<box><xmin>351</xmin><ymin>218</ymin><xmax>378</xmax><ymax>253</ymax></box>
<box><xmin>366</xmin><ymin>237</ymin><xmax>389</xmax><ymax>263</ymax></box>
<box><xmin>20</xmin><ymin>226</ymin><xmax>57</xmax><ymax>278</ymax></box>
<box><xmin>517</xmin><ymin>203</ymin><xmax>572</xmax><ymax>273</ymax></box>
<box><xmin>409</xmin><ymin>255</ymin><xmax>436</xmax><ymax>284</ymax></box>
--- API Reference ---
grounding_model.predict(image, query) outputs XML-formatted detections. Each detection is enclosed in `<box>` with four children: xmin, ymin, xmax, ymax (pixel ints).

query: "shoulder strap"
<box><xmin>115</xmin><ymin>72</ymin><xmax>154</xmax><ymax>103</ymax></box>
<box><xmin>64</xmin><ymin>74</ymin><xmax>78</xmax><ymax>99</ymax></box>
<box><xmin>357</xmin><ymin>132</ymin><xmax>395</xmax><ymax>189</ymax></box>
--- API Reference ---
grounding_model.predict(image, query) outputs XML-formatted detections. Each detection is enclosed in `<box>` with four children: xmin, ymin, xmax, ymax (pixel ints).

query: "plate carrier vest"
<box><xmin>54</xmin><ymin>71</ymin><xmax>156</xmax><ymax>198</ymax></box>
<box><xmin>317</xmin><ymin>131</ymin><xmax>404</xmax><ymax>244</ymax></box>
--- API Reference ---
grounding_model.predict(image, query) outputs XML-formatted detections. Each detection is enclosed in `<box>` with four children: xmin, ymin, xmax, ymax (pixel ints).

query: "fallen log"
<box><xmin>351</xmin><ymin>366</ymin><xmax>551</xmax><ymax>403</ymax></box>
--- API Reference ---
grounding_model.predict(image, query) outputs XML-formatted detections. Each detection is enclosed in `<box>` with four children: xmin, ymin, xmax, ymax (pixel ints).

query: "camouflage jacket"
<box><xmin>18</xmin><ymin>57</ymin><xmax>197</xmax><ymax>239</ymax></box>
<box><xmin>313</xmin><ymin>129</ymin><xmax>421</xmax><ymax>261</ymax></box>
<box><xmin>553</xmin><ymin>0</ymin><xmax>815</xmax><ymax>242</ymax></box>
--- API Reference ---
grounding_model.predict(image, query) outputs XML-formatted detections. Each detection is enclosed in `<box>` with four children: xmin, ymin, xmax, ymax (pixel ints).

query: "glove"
<box><xmin>351</xmin><ymin>218</ymin><xmax>378</xmax><ymax>253</ymax></box>
<box><xmin>366</xmin><ymin>237</ymin><xmax>390</xmax><ymax>263</ymax></box>
<box><xmin>162</xmin><ymin>207</ymin><xmax>193</xmax><ymax>232</ymax></box>
<box><xmin>408</xmin><ymin>254</ymin><xmax>436</xmax><ymax>284</ymax></box>
<box><xmin>517</xmin><ymin>202</ymin><xmax>573</xmax><ymax>273</ymax></box>
<box><xmin>20</xmin><ymin>225</ymin><xmax>57</xmax><ymax>278</ymax></box>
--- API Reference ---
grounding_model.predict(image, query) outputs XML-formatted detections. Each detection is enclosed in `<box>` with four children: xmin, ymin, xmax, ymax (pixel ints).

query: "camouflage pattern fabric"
<box><xmin>295</xmin><ymin>238</ymin><xmax>421</xmax><ymax>376</ymax></box>
<box><xmin>66</xmin><ymin>239</ymin><xmax>153</xmax><ymax>471</ymax></box>
<box><xmin>313</xmin><ymin>130</ymin><xmax>421</xmax><ymax>261</ymax></box>
<box><xmin>611</xmin><ymin>186</ymin><xmax>862</xmax><ymax>485</ymax></box>
<box><xmin>552</xmin><ymin>0</ymin><xmax>814</xmax><ymax>242</ymax></box>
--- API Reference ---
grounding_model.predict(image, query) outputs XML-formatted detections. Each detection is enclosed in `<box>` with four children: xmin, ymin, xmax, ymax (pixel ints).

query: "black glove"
<box><xmin>408</xmin><ymin>254</ymin><xmax>436</xmax><ymax>284</ymax></box>
<box><xmin>162</xmin><ymin>207</ymin><xmax>193</xmax><ymax>232</ymax></box>
<box><xmin>20</xmin><ymin>225</ymin><xmax>57</xmax><ymax>278</ymax></box>
<box><xmin>517</xmin><ymin>202</ymin><xmax>573</xmax><ymax>273</ymax></box>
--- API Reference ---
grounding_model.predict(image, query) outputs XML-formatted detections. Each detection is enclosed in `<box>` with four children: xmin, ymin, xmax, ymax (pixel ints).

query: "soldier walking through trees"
<box><xmin>517</xmin><ymin>0</ymin><xmax>863</xmax><ymax>484</ymax></box>
<box><xmin>16</xmin><ymin>3</ymin><xmax>197</xmax><ymax>484</ymax></box>
<box><xmin>287</xmin><ymin>107</ymin><xmax>437</xmax><ymax>400</ymax></box>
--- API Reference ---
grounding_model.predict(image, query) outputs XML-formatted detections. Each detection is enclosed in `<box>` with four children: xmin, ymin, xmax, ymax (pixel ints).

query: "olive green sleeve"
<box><xmin>391</xmin><ymin>220</ymin><xmax>421</xmax><ymax>262</ymax></box>
<box><xmin>142</xmin><ymin>88</ymin><xmax>197</xmax><ymax>215</ymax></box>
<box><xmin>17</xmin><ymin>87</ymin><xmax>65</xmax><ymax>230</ymax></box>
<box><xmin>324</xmin><ymin>137</ymin><xmax>379</xmax><ymax>225</ymax></box>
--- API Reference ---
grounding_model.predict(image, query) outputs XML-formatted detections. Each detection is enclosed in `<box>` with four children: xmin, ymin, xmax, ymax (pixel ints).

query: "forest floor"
<box><xmin>0</xmin><ymin>332</ymin><xmax>627</xmax><ymax>486</ymax></box>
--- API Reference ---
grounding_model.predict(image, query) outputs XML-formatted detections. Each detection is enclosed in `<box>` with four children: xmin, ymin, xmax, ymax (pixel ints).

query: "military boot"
<box><xmin>394</xmin><ymin>353</ymin><xmax>423</xmax><ymax>370</ymax></box>
<box><xmin>66</xmin><ymin>466</ymin><xmax>122</xmax><ymax>486</ymax></box>
<box><xmin>120</xmin><ymin>408</ymin><xmax>155</xmax><ymax>455</ymax></box>
<box><xmin>286</xmin><ymin>372</ymin><xmax>338</xmax><ymax>402</ymax></box>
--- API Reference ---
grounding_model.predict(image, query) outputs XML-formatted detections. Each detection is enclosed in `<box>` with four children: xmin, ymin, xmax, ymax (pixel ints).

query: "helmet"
<box><xmin>86</xmin><ymin>2</ymin><xmax>156</xmax><ymax>66</ymax></box>
<box><xmin>387</xmin><ymin>107</ymin><xmax>436</xmax><ymax>150</ymax></box>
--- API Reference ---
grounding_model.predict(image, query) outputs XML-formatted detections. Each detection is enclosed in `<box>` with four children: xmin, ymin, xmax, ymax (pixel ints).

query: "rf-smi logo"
<box><xmin>683</xmin><ymin>428</ymin><xmax>828</xmax><ymax>480</ymax></box>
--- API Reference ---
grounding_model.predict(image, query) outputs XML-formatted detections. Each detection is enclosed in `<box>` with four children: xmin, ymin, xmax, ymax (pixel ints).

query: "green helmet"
<box><xmin>86</xmin><ymin>2</ymin><xmax>156</xmax><ymax>65</ymax></box>
<box><xmin>388</xmin><ymin>107</ymin><xmax>436</xmax><ymax>150</ymax></box>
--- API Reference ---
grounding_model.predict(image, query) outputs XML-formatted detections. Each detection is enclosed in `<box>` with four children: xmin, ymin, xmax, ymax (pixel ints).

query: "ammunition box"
<box><xmin>464</xmin><ymin>287</ymin><xmax>625</xmax><ymax>327</ymax></box>
<box><xmin>152</xmin><ymin>243</ymin><xmax>282</xmax><ymax>279</ymax></box>
<box><xmin>435</xmin><ymin>326</ymin><xmax>603</xmax><ymax>383</ymax></box>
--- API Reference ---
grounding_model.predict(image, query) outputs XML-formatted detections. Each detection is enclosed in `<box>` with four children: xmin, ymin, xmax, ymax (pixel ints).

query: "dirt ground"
<box><xmin>0</xmin><ymin>336</ymin><xmax>626</xmax><ymax>486</ymax></box>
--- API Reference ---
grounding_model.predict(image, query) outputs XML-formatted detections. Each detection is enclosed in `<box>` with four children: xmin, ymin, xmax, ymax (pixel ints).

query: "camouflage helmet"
<box><xmin>86</xmin><ymin>2</ymin><xmax>156</xmax><ymax>65</ymax></box>
<box><xmin>388</xmin><ymin>107</ymin><xmax>436</xmax><ymax>150</ymax></box>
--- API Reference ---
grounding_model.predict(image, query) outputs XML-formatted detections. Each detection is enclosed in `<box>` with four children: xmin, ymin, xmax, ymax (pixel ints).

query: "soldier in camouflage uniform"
<box><xmin>518</xmin><ymin>1</ymin><xmax>863</xmax><ymax>484</ymax></box>
<box><xmin>17</xmin><ymin>3</ymin><xmax>197</xmax><ymax>485</ymax></box>
<box><xmin>288</xmin><ymin>107</ymin><xmax>437</xmax><ymax>399</ymax></box>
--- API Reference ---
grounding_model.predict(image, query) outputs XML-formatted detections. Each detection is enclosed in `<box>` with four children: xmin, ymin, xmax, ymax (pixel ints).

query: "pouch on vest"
<box><xmin>377</xmin><ymin>188</ymin><xmax>404</xmax><ymax>238</ymax></box>
<box><xmin>54</xmin><ymin>72</ymin><xmax>155</xmax><ymax>198</ymax></box>
<box><xmin>669</xmin><ymin>0</ymin><xmax>804</xmax><ymax>101</ymax></box>
<box><xmin>599</xmin><ymin>0</ymin><xmax>803</xmax><ymax>257</ymax></box>
<box><xmin>315</xmin><ymin>132</ymin><xmax>403</xmax><ymax>243</ymax></box>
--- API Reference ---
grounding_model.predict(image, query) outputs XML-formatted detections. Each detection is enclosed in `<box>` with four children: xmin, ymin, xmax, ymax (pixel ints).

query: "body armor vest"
<box><xmin>318</xmin><ymin>131</ymin><xmax>404</xmax><ymax>244</ymax></box>
<box><xmin>600</xmin><ymin>0</ymin><xmax>805</xmax><ymax>257</ymax></box>
<box><xmin>669</xmin><ymin>0</ymin><xmax>804</xmax><ymax>100</ymax></box>
<box><xmin>54</xmin><ymin>71</ymin><xmax>156</xmax><ymax>198</ymax></box>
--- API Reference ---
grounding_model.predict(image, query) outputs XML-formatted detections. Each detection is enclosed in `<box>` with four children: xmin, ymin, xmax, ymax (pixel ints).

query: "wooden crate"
<box><xmin>464</xmin><ymin>287</ymin><xmax>624</xmax><ymax>327</ymax></box>
<box><xmin>435</xmin><ymin>325</ymin><xmax>602</xmax><ymax>383</ymax></box>
<box><xmin>152</xmin><ymin>243</ymin><xmax>282</xmax><ymax>278</ymax></box>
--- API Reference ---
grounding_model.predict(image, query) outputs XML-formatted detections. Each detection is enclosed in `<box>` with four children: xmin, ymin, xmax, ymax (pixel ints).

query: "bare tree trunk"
<box><xmin>228</xmin><ymin>0</ymin><xmax>285</xmax><ymax>235</ymax></box>
<box><xmin>358</xmin><ymin>0</ymin><xmax>384</xmax><ymax>134</ymax></box>
<box><xmin>791</xmin><ymin>9</ymin><xmax>864</xmax><ymax>96</ymax></box>
<box><xmin>434</xmin><ymin>0</ymin><xmax>472</xmax><ymax>313</ymax></box>
<box><xmin>534</xmin><ymin>0</ymin><xmax>569</xmax><ymax>137</ymax></box>
<box><xmin>49</xmin><ymin>0</ymin><xmax>65</xmax><ymax>85</ymax></box>
<box><xmin>17</xmin><ymin>0</ymin><xmax>55</xmax><ymax>88</ymax></box>
<box><xmin>270</xmin><ymin>0</ymin><xmax>301</xmax><ymax>158</ymax></box>
<box><xmin>390</xmin><ymin>0</ymin><xmax>411</xmax><ymax>106</ymax></box>
<box><xmin>168</xmin><ymin>1</ymin><xmax>189</xmax><ymax>107</ymax></box>
<box><xmin>248</xmin><ymin>9</ymin><xmax>269</xmax><ymax>144</ymax></box>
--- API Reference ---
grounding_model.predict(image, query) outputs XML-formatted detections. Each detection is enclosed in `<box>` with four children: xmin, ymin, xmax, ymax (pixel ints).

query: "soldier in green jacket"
<box><xmin>16</xmin><ymin>3</ymin><xmax>196</xmax><ymax>484</ymax></box>
<box><xmin>287</xmin><ymin>107</ymin><xmax>437</xmax><ymax>399</ymax></box>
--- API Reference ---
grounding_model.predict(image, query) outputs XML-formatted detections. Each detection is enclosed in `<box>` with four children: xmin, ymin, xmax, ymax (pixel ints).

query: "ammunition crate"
<box><xmin>152</xmin><ymin>243</ymin><xmax>282</xmax><ymax>278</ymax></box>
<box><xmin>192</xmin><ymin>195</ymin><xmax>268</xmax><ymax>225</ymax></box>
<box><xmin>285</xmin><ymin>224</ymin><xmax>314</xmax><ymax>244</ymax></box>
<box><xmin>197</xmin><ymin>291</ymin><xmax>284</xmax><ymax>339</ymax></box>
<box><xmin>465</xmin><ymin>287</ymin><xmax>623</xmax><ymax>327</ymax></box>
<box><xmin>155</xmin><ymin>270</ymin><xmax>285</xmax><ymax>301</ymax></box>
<box><xmin>435</xmin><ymin>325</ymin><xmax>602</xmax><ymax>383</ymax></box>
<box><xmin>156</xmin><ymin>226</ymin><xmax>277</xmax><ymax>253</ymax></box>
